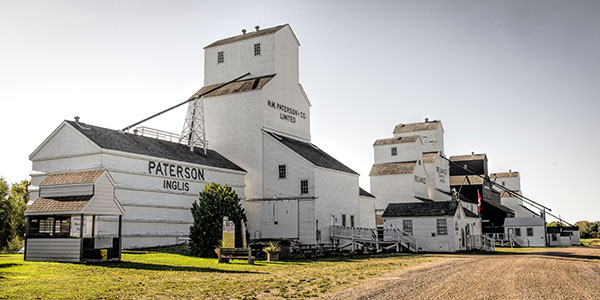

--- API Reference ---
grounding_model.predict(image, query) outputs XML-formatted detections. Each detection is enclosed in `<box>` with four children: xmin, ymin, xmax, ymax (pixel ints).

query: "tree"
<box><xmin>189</xmin><ymin>183</ymin><xmax>246</xmax><ymax>257</ymax></box>
<box><xmin>0</xmin><ymin>179</ymin><xmax>28</xmax><ymax>251</ymax></box>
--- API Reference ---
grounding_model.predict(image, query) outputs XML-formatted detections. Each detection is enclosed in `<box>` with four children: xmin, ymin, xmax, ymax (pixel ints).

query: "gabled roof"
<box><xmin>422</xmin><ymin>152</ymin><xmax>437</xmax><ymax>164</ymax></box>
<box><xmin>382</xmin><ymin>201</ymin><xmax>459</xmax><ymax>218</ymax></box>
<box><xmin>490</xmin><ymin>171</ymin><xmax>520</xmax><ymax>179</ymax></box>
<box><xmin>504</xmin><ymin>217</ymin><xmax>545</xmax><ymax>227</ymax></box>
<box><xmin>450</xmin><ymin>175</ymin><xmax>484</xmax><ymax>186</ymax></box>
<box><xmin>369</xmin><ymin>161</ymin><xmax>416</xmax><ymax>176</ymax></box>
<box><xmin>205</xmin><ymin>24</ymin><xmax>288</xmax><ymax>48</ymax></box>
<box><xmin>188</xmin><ymin>75</ymin><xmax>275</xmax><ymax>99</ymax></box>
<box><xmin>359</xmin><ymin>187</ymin><xmax>375</xmax><ymax>198</ymax></box>
<box><xmin>265</xmin><ymin>131</ymin><xmax>358</xmax><ymax>175</ymax></box>
<box><xmin>66</xmin><ymin>121</ymin><xmax>244</xmax><ymax>172</ymax></box>
<box><xmin>25</xmin><ymin>195</ymin><xmax>92</xmax><ymax>214</ymax></box>
<box><xmin>40</xmin><ymin>169</ymin><xmax>104</xmax><ymax>186</ymax></box>
<box><xmin>373</xmin><ymin>135</ymin><xmax>420</xmax><ymax>146</ymax></box>
<box><xmin>449</xmin><ymin>153</ymin><xmax>487</xmax><ymax>161</ymax></box>
<box><xmin>393</xmin><ymin>120</ymin><xmax>440</xmax><ymax>134</ymax></box>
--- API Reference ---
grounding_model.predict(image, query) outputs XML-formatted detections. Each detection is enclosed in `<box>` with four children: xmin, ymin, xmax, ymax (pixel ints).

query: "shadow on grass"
<box><xmin>0</xmin><ymin>263</ymin><xmax>19</xmax><ymax>269</ymax></box>
<box><xmin>87</xmin><ymin>261</ymin><xmax>265</xmax><ymax>274</ymax></box>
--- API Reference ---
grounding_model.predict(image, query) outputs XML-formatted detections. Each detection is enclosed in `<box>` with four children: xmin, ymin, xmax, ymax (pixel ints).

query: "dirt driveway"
<box><xmin>324</xmin><ymin>247</ymin><xmax>600</xmax><ymax>300</ymax></box>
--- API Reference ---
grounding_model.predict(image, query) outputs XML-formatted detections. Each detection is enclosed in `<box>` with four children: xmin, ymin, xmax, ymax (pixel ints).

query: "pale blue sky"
<box><xmin>1</xmin><ymin>0</ymin><xmax>598</xmax><ymax>222</ymax></box>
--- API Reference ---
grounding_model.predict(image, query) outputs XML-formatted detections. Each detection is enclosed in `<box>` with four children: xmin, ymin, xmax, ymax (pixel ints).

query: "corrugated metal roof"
<box><xmin>449</xmin><ymin>154</ymin><xmax>487</xmax><ymax>161</ymax></box>
<box><xmin>204</xmin><ymin>25</ymin><xmax>288</xmax><ymax>48</ymax></box>
<box><xmin>490</xmin><ymin>171</ymin><xmax>520</xmax><ymax>179</ymax></box>
<box><xmin>393</xmin><ymin>120</ymin><xmax>440</xmax><ymax>134</ymax></box>
<box><xmin>373</xmin><ymin>135</ymin><xmax>419</xmax><ymax>146</ymax></box>
<box><xmin>40</xmin><ymin>169</ymin><xmax>104</xmax><ymax>186</ymax></box>
<box><xmin>369</xmin><ymin>161</ymin><xmax>417</xmax><ymax>176</ymax></box>
<box><xmin>422</xmin><ymin>152</ymin><xmax>437</xmax><ymax>164</ymax></box>
<box><xmin>382</xmin><ymin>201</ymin><xmax>459</xmax><ymax>218</ymax></box>
<box><xmin>188</xmin><ymin>75</ymin><xmax>275</xmax><ymax>99</ymax></box>
<box><xmin>25</xmin><ymin>195</ymin><xmax>92</xmax><ymax>214</ymax></box>
<box><xmin>449</xmin><ymin>175</ymin><xmax>484</xmax><ymax>186</ymax></box>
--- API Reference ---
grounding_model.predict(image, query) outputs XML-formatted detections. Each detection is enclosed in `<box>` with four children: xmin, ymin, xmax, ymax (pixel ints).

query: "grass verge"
<box><xmin>581</xmin><ymin>238</ymin><xmax>600</xmax><ymax>247</ymax></box>
<box><xmin>0</xmin><ymin>251</ymin><xmax>437</xmax><ymax>299</ymax></box>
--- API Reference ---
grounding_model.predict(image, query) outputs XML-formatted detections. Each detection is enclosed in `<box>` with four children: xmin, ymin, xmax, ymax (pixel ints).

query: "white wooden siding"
<box><xmin>39</xmin><ymin>184</ymin><xmax>94</xmax><ymax>198</ymax></box>
<box><xmin>83</xmin><ymin>173</ymin><xmax>122</xmax><ymax>215</ymax></box>
<box><xmin>30</xmin><ymin>122</ymin><xmax>101</xmax><ymax>161</ymax></box>
<box><xmin>25</xmin><ymin>238</ymin><xmax>81</xmax><ymax>262</ymax></box>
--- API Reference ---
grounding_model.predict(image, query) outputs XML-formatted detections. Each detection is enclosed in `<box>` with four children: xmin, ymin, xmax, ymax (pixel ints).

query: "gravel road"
<box><xmin>323</xmin><ymin>247</ymin><xmax>600</xmax><ymax>300</ymax></box>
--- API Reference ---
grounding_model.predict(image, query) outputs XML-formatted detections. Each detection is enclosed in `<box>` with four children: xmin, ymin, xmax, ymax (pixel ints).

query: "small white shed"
<box><xmin>24</xmin><ymin>169</ymin><xmax>125</xmax><ymax>262</ymax></box>
<box><xmin>503</xmin><ymin>217</ymin><xmax>546</xmax><ymax>247</ymax></box>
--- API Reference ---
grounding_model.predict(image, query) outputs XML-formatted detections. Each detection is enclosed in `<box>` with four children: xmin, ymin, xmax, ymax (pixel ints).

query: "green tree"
<box><xmin>0</xmin><ymin>178</ymin><xmax>29</xmax><ymax>252</ymax></box>
<box><xmin>189</xmin><ymin>183</ymin><xmax>246</xmax><ymax>257</ymax></box>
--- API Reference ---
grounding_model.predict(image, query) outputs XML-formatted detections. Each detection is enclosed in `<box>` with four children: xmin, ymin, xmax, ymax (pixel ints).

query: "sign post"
<box><xmin>222</xmin><ymin>217</ymin><xmax>235</xmax><ymax>249</ymax></box>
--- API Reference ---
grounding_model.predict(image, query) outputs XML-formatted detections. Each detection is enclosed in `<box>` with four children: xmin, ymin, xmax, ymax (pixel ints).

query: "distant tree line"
<box><xmin>575</xmin><ymin>221</ymin><xmax>600</xmax><ymax>239</ymax></box>
<box><xmin>0</xmin><ymin>178</ymin><xmax>29</xmax><ymax>253</ymax></box>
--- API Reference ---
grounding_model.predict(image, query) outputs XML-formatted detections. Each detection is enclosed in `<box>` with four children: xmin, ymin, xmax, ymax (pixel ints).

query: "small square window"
<box><xmin>342</xmin><ymin>214</ymin><xmax>347</xmax><ymax>227</ymax></box>
<box><xmin>350</xmin><ymin>215</ymin><xmax>355</xmax><ymax>227</ymax></box>
<box><xmin>391</xmin><ymin>147</ymin><xmax>397</xmax><ymax>156</ymax></box>
<box><xmin>217</xmin><ymin>51</ymin><xmax>224</xmax><ymax>63</ymax></box>
<box><xmin>300</xmin><ymin>179</ymin><xmax>308</xmax><ymax>194</ymax></box>
<box><xmin>278</xmin><ymin>164</ymin><xmax>286</xmax><ymax>179</ymax></box>
<box><xmin>527</xmin><ymin>228</ymin><xmax>533</xmax><ymax>237</ymax></box>
<box><xmin>515</xmin><ymin>228</ymin><xmax>521</xmax><ymax>237</ymax></box>
<box><xmin>254</xmin><ymin>43</ymin><xmax>261</xmax><ymax>56</ymax></box>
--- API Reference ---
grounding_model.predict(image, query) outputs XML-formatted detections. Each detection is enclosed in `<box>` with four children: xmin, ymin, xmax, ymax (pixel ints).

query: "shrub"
<box><xmin>189</xmin><ymin>183</ymin><xmax>246</xmax><ymax>257</ymax></box>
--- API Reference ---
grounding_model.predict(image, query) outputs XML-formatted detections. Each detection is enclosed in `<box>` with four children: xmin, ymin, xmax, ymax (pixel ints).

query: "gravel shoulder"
<box><xmin>323</xmin><ymin>246</ymin><xmax>600</xmax><ymax>300</ymax></box>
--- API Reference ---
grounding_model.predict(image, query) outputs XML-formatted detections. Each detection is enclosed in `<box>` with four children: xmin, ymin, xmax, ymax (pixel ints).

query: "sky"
<box><xmin>1</xmin><ymin>0</ymin><xmax>599</xmax><ymax>222</ymax></box>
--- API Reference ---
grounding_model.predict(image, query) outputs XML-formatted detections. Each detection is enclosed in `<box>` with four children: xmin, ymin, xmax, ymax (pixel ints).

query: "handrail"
<box><xmin>329</xmin><ymin>225</ymin><xmax>419</xmax><ymax>252</ymax></box>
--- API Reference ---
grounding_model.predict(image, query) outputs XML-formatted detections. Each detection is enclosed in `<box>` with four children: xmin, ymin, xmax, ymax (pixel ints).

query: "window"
<box><xmin>278</xmin><ymin>164</ymin><xmax>286</xmax><ymax>179</ymax></box>
<box><xmin>217</xmin><ymin>51</ymin><xmax>224</xmax><ymax>63</ymax></box>
<box><xmin>527</xmin><ymin>228</ymin><xmax>533</xmax><ymax>237</ymax></box>
<box><xmin>341</xmin><ymin>214</ymin><xmax>347</xmax><ymax>227</ymax></box>
<box><xmin>350</xmin><ymin>215</ymin><xmax>355</xmax><ymax>227</ymax></box>
<box><xmin>515</xmin><ymin>228</ymin><xmax>521</xmax><ymax>237</ymax></box>
<box><xmin>403</xmin><ymin>219</ymin><xmax>413</xmax><ymax>235</ymax></box>
<box><xmin>254</xmin><ymin>43</ymin><xmax>261</xmax><ymax>56</ymax></box>
<box><xmin>300</xmin><ymin>179</ymin><xmax>309</xmax><ymax>194</ymax></box>
<box><xmin>391</xmin><ymin>147</ymin><xmax>397</xmax><ymax>156</ymax></box>
<box><xmin>39</xmin><ymin>218</ymin><xmax>54</xmax><ymax>234</ymax></box>
<box><xmin>552</xmin><ymin>234</ymin><xmax>558</xmax><ymax>241</ymax></box>
<box><xmin>436</xmin><ymin>219</ymin><xmax>448</xmax><ymax>235</ymax></box>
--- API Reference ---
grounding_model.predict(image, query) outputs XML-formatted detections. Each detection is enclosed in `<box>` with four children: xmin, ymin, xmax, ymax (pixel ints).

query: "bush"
<box><xmin>189</xmin><ymin>183</ymin><xmax>246</xmax><ymax>257</ymax></box>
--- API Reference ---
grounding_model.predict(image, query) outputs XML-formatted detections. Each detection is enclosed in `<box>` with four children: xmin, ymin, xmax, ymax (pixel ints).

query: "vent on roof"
<box><xmin>242</xmin><ymin>29</ymin><xmax>247</xmax><ymax>34</ymax></box>
<box><xmin>255</xmin><ymin>25</ymin><xmax>260</xmax><ymax>31</ymax></box>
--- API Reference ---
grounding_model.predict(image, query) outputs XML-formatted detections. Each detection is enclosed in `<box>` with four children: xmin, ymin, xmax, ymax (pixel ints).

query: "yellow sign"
<box><xmin>222</xmin><ymin>217</ymin><xmax>235</xmax><ymax>248</ymax></box>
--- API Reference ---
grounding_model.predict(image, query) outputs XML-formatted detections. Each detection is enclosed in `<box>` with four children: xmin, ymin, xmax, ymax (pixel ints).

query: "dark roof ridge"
<box><xmin>205</xmin><ymin>24</ymin><xmax>288</xmax><ymax>49</ymax></box>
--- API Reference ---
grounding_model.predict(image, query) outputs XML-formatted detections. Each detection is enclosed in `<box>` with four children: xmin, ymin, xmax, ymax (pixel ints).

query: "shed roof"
<box><xmin>373</xmin><ymin>135</ymin><xmax>420</xmax><ymax>146</ymax></box>
<box><xmin>265</xmin><ymin>131</ymin><xmax>358</xmax><ymax>175</ymax></box>
<box><xmin>504</xmin><ymin>217</ymin><xmax>545</xmax><ymax>227</ymax></box>
<box><xmin>67</xmin><ymin>121</ymin><xmax>244</xmax><ymax>172</ymax></box>
<box><xmin>382</xmin><ymin>201</ymin><xmax>459</xmax><ymax>218</ymax></box>
<box><xmin>393</xmin><ymin>120</ymin><xmax>440</xmax><ymax>134</ymax></box>
<box><xmin>369</xmin><ymin>161</ymin><xmax>417</xmax><ymax>176</ymax></box>
<box><xmin>188</xmin><ymin>75</ymin><xmax>275</xmax><ymax>99</ymax></box>
<box><xmin>449</xmin><ymin>154</ymin><xmax>487</xmax><ymax>161</ymax></box>
<box><xmin>450</xmin><ymin>175</ymin><xmax>484</xmax><ymax>186</ymax></box>
<box><xmin>205</xmin><ymin>24</ymin><xmax>288</xmax><ymax>48</ymax></box>
<box><xmin>25</xmin><ymin>195</ymin><xmax>93</xmax><ymax>214</ymax></box>
<box><xmin>40</xmin><ymin>169</ymin><xmax>104</xmax><ymax>186</ymax></box>
<box><xmin>490</xmin><ymin>171</ymin><xmax>520</xmax><ymax>179</ymax></box>
<box><xmin>359</xmin><ymin>187</ymin><xmax>375</xmax><ymax>198</ymax></box>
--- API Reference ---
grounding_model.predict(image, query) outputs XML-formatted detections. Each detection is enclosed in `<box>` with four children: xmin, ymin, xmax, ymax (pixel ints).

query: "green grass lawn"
<box><xmin>0</xmin><ymin>251</ymin><xmax>437</xmax><ymax>299</ymax></box>
<box><xmin>581</xmin><ymin>238</ymin><xmax>600</xmax><ymax>247</ymax></box>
